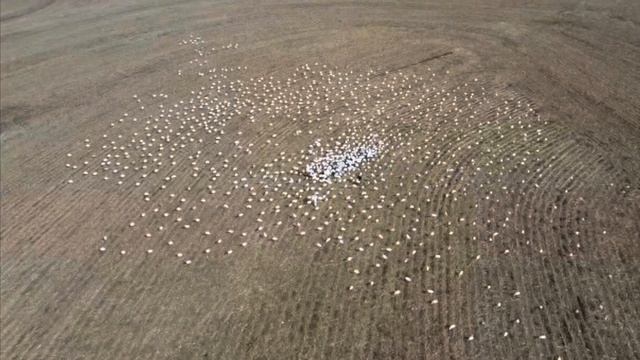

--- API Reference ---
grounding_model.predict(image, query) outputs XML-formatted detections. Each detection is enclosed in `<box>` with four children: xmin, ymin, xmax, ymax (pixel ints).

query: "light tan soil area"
<box><xmin>1</xmin><ymin>1</ymin><xmax>639</xmax><ymax>359</ymax></box>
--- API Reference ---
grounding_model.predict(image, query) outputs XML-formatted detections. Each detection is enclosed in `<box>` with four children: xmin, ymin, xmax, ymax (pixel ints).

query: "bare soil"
<box><xmin>1</xmin><ymin>1</ymin><xmax>639</xmax><ymax>359</ymax></box>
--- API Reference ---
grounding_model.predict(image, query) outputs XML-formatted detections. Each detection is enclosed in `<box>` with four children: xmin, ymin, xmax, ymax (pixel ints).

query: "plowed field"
<box><xmin>1</xmin><ymin>1</ymin><xmax>639</xmax><ymax>359</ymax></box>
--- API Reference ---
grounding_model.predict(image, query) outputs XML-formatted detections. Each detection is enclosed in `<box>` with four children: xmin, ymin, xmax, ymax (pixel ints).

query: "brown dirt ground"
<box><xmin>1</xmin><ymin>1</ymin><xmax>640</xmax><ymax>359</ymax></box>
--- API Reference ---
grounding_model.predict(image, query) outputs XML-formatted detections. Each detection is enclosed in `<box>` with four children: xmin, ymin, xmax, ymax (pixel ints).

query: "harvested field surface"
<box><xmin>1</xmin><ymin>1</ymin><xmax>640</xmax><ymax>359</ymax></box>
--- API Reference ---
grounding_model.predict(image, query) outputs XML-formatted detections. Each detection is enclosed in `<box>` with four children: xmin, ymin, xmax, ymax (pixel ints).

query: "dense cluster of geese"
<box><xmin>64</xmin><ymin>35</ymin><xmax>610</xmax><ymax>346</ymax></box>
<box><xmin>305</xmin><ymin>136</ymin><xmax>383</xmax><ymax>183</ymax></box>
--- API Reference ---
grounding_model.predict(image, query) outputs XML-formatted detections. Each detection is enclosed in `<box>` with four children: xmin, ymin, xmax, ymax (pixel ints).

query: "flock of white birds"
<box><xmin>64</xmin><ymin>35</ymin><xmax>609</xmax><ymax>344</ymax></box>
